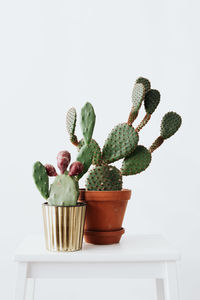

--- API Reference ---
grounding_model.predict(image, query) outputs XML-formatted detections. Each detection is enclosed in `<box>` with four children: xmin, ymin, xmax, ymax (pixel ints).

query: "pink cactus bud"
<box><xmin>57</xmin><ymin>151</ymin><xmax>71</xmax><ymax>174</ymax></box>
<box><xmin>68</xmin><ymin>161</ymin><xmax>84</xmax><ymax>176</ymax></box>
<box><xmin>45</xmin><ymin>164</ymin><xmax>57</xmax><ymax>176</ymax></box>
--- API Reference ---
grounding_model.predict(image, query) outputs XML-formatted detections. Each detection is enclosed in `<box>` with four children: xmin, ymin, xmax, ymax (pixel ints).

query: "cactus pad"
<box><xmin>76</xmin><ymin>144</ymin><xmax>93</xmax><ymax>178</ymax></box>
<box><xmin>121</xmin><ymin>145</ymin><xmax>152</xmax><ymax>175</ymax></box>
<box><xmin>102</xmin><ymin>123</ymin><xmax>139</xmax><ymax>164</ymax></box>
<box><xmin>128</xmin><ymin>83</ymin><xmax>145</xmax><ymax>125</ymax></box>
<box><xmin>78</xmin><ymin>139</ymin><xmax>102</xmax><ymax>165</ymax></box>
<box><xmin>48</xmin><ymin>174</ymin><xmax>79</xmax><ymax>206</ymax></box>
<box><xmin>132</xmin><ymin>83</ymin><xmax>145</xmax><ymax>111</ymax></box>
<box><xmin>136</xmin><ymin>77</ymin><xmax>151</xmax><ymax>93</ymax></box>
<box><xmin>33</xmin><ymin>161</ymin><xmax>49</xmax><ymax>199</ymax></box>
<box><xmin>161</xmin><ymin>112</ymin><xmax>182</xmax><ymax>139</ymax></box>
<box><xmin>81</xmin><ymin>102</ymin><xmax>96</xmax><ymax>145</ymax></box>
<box><xmin>144</xmin><ymin>89</ymin><xmax>160</xmax><ymax>114</ymax></box>
<box><xmin>66</xmin><ymin>107</ymin><xmax>76</xmax><ymax>136</ymax></box>
<box><xmin>86</xmin><ymin>165</ymin><xmax>122</xmax><ymax>191</ymax></box>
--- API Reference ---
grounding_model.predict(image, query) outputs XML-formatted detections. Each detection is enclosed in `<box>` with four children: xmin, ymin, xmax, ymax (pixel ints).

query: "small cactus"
<box><xmin>33</xmin><ymin>151</ymin><xmax>84</xmax><ymax>206</ymax></box>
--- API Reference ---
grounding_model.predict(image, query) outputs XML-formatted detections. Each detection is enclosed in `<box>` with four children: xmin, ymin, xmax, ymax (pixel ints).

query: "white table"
<box><xmin>14</xmin><ymin>234</ymin><xmax>180</xmax><ymax>300</ymax></box>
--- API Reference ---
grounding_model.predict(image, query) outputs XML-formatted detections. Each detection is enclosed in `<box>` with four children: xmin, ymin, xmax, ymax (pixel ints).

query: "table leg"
<box><xmin>164</xmin><ymin>262</ymin><xmax>180</xmax><ymax>300</ymax></box>
<box><xmin>28</xmin><ymin>279</ymin><xmax>35</xmax><ymax>300</ymax></box>
<box><xmin>156</xmin><ymin>279</ymin><xmax>165</xmax><ymax>300</ymax></box>
<box><xmin>15</xmin><ymin>262</ymin><xmax>27</xmax><ymax>300</ymax></box>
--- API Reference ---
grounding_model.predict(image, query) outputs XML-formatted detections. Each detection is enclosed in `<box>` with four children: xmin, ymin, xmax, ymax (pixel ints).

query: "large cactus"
<box><xmin>66</xmin><ymin>77</ymin><xmax>182</xmax><ymax>191</ymax></box>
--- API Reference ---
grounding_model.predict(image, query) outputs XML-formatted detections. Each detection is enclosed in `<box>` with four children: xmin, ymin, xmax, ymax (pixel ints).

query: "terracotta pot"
<box><xmin>79</xmin><ymin>189</ymin><xmax>131</xmax><ymax>245</ymax></box>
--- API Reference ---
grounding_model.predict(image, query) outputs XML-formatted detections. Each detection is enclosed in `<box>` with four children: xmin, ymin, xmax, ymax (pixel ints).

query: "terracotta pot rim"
<box><xmin>84</xmin><ymin>228</ymin><xmax>125</xmax><ymax>236</ymax></box>
<box><xmin>79</xmin><ymin>188</ymin><xmax>131</xmax><ymax>193</ymax></box>
<box><xmin>79</xmin><ymin>189</ymin><xmax>132</xmax><ymax>201</ymax></box>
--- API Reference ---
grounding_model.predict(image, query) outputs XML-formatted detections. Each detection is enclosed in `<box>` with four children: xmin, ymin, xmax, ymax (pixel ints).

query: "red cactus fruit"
<box><xmin>45</xmin><ymin>164</ymin><xmax>57</xmax><ymax>176</ymax></box>
<box><xmin>57</xmin><ymin>151</ymin><xmax>71</xmax><ymax>174</ymax></box>
<box><xmin>57</xmin><ymin>151</ymin><xmax>71</xmax><ymax>161</ymax></box>
<box><xmin>68</xmin><ymin>161</ymin><xmax>84</xmax><ymax>176</ymax></box>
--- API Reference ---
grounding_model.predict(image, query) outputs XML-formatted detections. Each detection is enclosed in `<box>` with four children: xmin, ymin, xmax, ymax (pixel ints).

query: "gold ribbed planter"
<box><xmin>42</xmin><ymin>203</ymin><xmax>86</xmax><ymax>252</ymax></box>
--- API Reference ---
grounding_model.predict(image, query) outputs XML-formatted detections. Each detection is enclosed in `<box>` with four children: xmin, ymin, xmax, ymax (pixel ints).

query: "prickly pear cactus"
<box><xmin>78</xmin><ymin>139</ymin><xmax>102</xmax><ymax>165</ymax></box>
<box><xmin>81</xmin><ymin>102</ymin><xmax>96</xmax><ymax>145</ymax></box>
<box><xmin>86</xmin><ymin>165</ymin><xmax>122</xmax><ymax>191</ymax></box>
<box><xmin>102</xmin><ymin>123</ymin><xmax>139</xmax><ymax>164</ymax></box>
<box><xmin>66</xmin><ymin>107</ymin><xmax>78</xmax><ymax>146</ymax></box>
<box><xmin>121</xmin><ymin>146</ymin><xmax>152</xmax><ymax>175</ymax></box>
<box><xmin>33</xmin><ymin>161</ymin><xmax>49</xmax><ymax>199</ymax></box>
<box><xmin>161</xmin><ymin>112</ymin><xmax>182</xmax><ymax>139</ymax></box>
<box><xmin>48</xmin><ymin>174</ymin><xmax>79</xmax><ymax>206</ymax></box>
<box><xmin>136</xmin><ymin>77</ymin><xmax>151</xmax><ymax>93</ymax></box>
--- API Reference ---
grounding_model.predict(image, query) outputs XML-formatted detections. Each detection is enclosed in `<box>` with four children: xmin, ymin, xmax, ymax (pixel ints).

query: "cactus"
<box><xmin>102</xmin><ymin>123</ymin><xmax>139</xmax><ymax>164</ymax></box>
<box><xmin>86</xmin><ymin>165</ymin><xmax>122</xmax><ymax>191</ymax></box>
<box><xmin>149</xmin><ymin>112</ymin><xmax>182</xmax><ymax>153</ymax></box>
<box><xmin>33</xmin><ymin>161</ymin><xmax>49</xmax><ymax>199</ymax></box>
<box><xmin>64</xmin><ymin>77</ymin><xmax>182</xmax><ymax>192</ymax></box>
<box><xmin>136</xmin><ymin>89</ymin><xmax>160</xmax><ymax>132</ymax></box>
<box><xmin>33</xmin><ymin>151</ymin><xmax>84</xmax><ymax>206</ymax></box>
<box><xmin>66</xmin><ymin>107</ymin><xmax>79</xmax><ymax>146</ymax></box>
<box><xmin>48</xmin><ymin>174</ymin><xmax>79</xmax><ymax>206</ymax></box>
<box><xmin>81</xmin><ymin>102</ymin><xmax>96</xmax><ymax>145</ymax></box>
<box><xmin>121</xmin><ymin>146</ymin><xmax>152</xmax><ymax>175</ymax></box>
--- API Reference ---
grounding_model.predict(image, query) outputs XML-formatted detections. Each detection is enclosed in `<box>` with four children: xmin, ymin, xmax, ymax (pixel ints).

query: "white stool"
<box><xmin>14</xmin><ymin>234</ymin><xmax>180</xmax><ymax>300</ymax></box>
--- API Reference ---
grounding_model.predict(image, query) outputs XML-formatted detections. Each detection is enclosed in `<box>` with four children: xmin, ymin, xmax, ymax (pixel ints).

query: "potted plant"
<box><xmin>33</xmin><ymin>151</ymin><xmax>86</xmax><ymax>252</ymax></box>
<box><xmin>66</xmin><ymin>77</ymin><xmax>182</xmax><ymax>245</ymax></box>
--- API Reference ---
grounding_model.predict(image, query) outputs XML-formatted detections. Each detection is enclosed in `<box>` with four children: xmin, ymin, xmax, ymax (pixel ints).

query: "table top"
<box><xmin>14</xmin><ymin>234</ymin><xmax>180</xmax><ymax>263</ymax></box>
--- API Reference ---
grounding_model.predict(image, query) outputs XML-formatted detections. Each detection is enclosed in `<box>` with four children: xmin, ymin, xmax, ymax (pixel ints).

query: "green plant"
<box><xmin>33</xmin><ymin>151</ymin><xmax>84</xmax><ymax>206</ymax></box>
<box><xmin>66</xmin><ymin>77</ymin><xmax>182</xmax><ymax>191</ymax></box>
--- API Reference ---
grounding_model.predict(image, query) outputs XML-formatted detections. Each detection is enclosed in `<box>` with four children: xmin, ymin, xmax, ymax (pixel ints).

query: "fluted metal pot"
<box><xmin>42</xmin><ymin>202</ymin><xmax>86</xmax><ymax>252</ymax></box>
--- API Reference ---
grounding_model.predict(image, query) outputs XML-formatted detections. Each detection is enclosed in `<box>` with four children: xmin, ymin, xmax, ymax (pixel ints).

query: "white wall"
<box><xmin>0</xmin><ymin>0</ymin><xmax>199</xmax><ymax>299</ymax></box>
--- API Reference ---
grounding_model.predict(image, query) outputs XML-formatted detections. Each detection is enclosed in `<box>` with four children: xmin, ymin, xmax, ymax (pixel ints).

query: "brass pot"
<box><xmin>42</xmin><ymin>202</ymin><xmax>86</xmax><ymax>252</ymax></box>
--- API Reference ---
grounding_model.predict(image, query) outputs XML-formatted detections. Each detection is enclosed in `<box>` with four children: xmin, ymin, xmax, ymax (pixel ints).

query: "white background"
<box><xmin>0</xmin><ymin>0</ymin><xmax>199</xmax><ymax>299</ymax></box>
